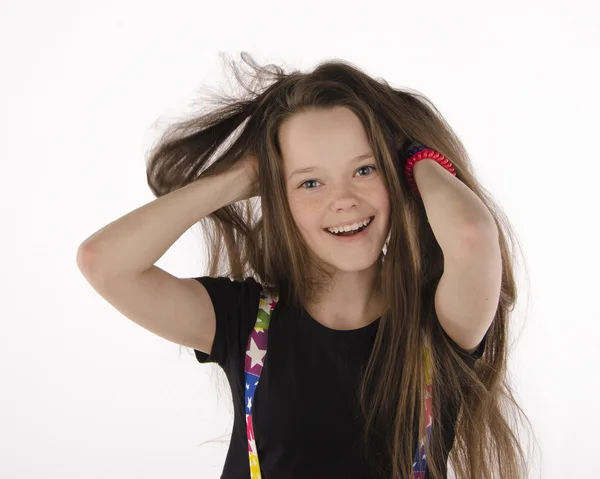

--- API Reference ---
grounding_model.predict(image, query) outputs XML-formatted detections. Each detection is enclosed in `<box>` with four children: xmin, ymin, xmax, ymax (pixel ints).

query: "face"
<box><xmin>280</xmin><ymin>106</ymin><xmax>390</xmax><ymax>273</ymax></box>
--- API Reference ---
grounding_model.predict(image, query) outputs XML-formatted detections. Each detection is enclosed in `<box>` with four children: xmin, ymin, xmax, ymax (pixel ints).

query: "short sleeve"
<box><xmin>190</xmin><ymin>276</ymin><xmax>262</xmax><ymax>368</ymax></box>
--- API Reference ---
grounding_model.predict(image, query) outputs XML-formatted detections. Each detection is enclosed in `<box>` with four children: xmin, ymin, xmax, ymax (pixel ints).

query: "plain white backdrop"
<box><xmin>2</xmin><ymin>0</ymin><xmax>599</xmax><ymax>477</ymax></box>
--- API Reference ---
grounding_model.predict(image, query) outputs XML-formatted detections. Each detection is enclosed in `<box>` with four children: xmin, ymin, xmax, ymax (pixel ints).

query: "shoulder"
<box><xmin>191</xmin><ymin>275</ymin><xmax>269</xmax><ymax>366</ymax></box>
<box><xmin>195</xmin><ymin>275</ymin><xmax>285</xmax><ymax>326</ymax></box>
<box><xmin>194</xmin><ymin>275</ymin><xmax>263</xmax><ymax>303</ymax></box>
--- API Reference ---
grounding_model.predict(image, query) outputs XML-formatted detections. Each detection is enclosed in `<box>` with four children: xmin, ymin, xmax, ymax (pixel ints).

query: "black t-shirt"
<box><xmin>192</xmin><ymin>276</ymin><xmax>486</xmax><ymax>479</ymax></box>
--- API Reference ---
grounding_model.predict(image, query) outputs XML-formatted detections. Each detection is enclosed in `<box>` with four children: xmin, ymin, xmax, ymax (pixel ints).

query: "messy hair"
<box><xmin>146</xmin><ymin>52</ymin><xmax>537</xmax><ymax>479</ymax></box>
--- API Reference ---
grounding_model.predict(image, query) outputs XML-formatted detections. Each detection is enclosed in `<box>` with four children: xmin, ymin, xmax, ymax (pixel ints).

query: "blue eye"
<box><xmin>299</xmin><ymin>165</ymin><xmax>377</xmax><ymax>189</ymax></box>
<box><xmin>357</xmin><ymin>165</ymin><xmax>376</xmax><ymax>176</ymax></box>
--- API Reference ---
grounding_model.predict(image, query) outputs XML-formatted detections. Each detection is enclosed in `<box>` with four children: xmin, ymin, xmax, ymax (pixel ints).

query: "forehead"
<box><xmin>279</xmin><ymin>107</ymin><xmax>370</xmax><ymax>166</ymax></box>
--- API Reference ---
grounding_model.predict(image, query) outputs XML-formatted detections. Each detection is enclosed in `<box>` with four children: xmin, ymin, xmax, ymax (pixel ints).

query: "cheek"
<box><xmin>380</xmin><ymin>195</ymin><xmax>390</xmax><ymax>218</ymax></box>
<box><xmin>375</xmin><ymin>187</ymin><xmax>390</xmax><ymax>215</ymax></box>
<box><xmin>288</xmin><ymin>198</ymin><xmax>321</xmax><ymax>233</ymax></box>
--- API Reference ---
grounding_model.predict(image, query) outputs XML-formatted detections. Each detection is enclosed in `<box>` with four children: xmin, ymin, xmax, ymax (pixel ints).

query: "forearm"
<box><xmin>412</xmin><ymin>159</ymin><xmax>498</xmax><ymax>252</ymax></box>
<box><xmin>77</xmin><ymin>167</ymin><xmax>248</xmax><ymax>281</ymax></box>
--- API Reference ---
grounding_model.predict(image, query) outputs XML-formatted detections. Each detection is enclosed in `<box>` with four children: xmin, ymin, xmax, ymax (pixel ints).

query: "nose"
<box><xmin>328</xmin><ymin>182</ymin><xmax>359</xmax><ymax>210</ymax></box>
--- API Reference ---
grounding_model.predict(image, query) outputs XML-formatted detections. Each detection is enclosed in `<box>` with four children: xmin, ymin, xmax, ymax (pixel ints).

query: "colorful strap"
<box><xmin>244</xmin><ymin>288</ymin><xmax>278</xmax><ymax>479</ymax></box>
<box><xmin>244</xmin><ymin>287</ymin><xmax>434</xmax><ymax>479</ymax></box>
<box><xmin>413</xmin><ymin>336</ymin><xmax>434</xmax><ymax>478</ymax></box>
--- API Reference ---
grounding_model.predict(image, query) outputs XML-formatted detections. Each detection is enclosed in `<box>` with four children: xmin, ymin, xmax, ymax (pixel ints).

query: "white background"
<box><xmin>2</xmin><ymin>0</ymin><xmax>599</xmax><ymax>477</ymax></box>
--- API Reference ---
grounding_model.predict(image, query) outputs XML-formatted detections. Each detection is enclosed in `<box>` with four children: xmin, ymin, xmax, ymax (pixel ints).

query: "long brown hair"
<box><xmin>146</xmin><ymin>52</ymin><xmax>537</xmax><ymax>478</ymax></box>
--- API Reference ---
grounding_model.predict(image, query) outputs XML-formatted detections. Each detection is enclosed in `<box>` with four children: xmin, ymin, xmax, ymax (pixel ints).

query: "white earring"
<box><xmin>381</xmin><ymin>230</ymin><xmax>391</xmax><ymax>260</ymax></box>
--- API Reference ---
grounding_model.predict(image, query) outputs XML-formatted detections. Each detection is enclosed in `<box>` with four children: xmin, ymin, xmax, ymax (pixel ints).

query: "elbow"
<box><xmin>76</xmin><ymin>242</ymin><xmax>98</xmax><ymax>278</ymax></box>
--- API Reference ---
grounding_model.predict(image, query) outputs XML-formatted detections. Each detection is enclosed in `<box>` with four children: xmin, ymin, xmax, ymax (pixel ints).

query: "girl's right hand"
<box><xmin>234</xmin><ymin>152</ymin><xmax>260</xmax><ymax>200</ymax></box>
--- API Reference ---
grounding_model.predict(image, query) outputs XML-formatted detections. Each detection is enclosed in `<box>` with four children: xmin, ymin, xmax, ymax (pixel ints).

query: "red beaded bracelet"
<box><xmin>404</xmin><ymin>145</ymin><xmax>456</xmax><ymax>197</ymax></box>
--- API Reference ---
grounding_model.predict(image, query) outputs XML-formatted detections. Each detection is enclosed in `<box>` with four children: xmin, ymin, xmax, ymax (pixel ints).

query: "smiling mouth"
<box><xmin>324</xmin><ymin>216</ymin><xmax>375</xmax><ymax>236</ymax></box>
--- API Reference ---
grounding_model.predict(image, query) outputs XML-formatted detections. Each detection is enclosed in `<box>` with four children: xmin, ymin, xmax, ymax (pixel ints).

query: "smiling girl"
<box><xmin>77</xmin><ymin>53</ymin><xmax>535</xmax><ymax>479</ymax></box>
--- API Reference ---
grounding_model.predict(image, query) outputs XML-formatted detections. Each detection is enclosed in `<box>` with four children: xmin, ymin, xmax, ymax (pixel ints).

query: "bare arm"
<box><xmin>75</xmin><ymin>161</ymin><xmax>257</xmax><ymax>353</ymax></box>
<box><xmin>76</xmin><ymin>165</ymin><xmax>251</xmax><ymax>280</ymax></box>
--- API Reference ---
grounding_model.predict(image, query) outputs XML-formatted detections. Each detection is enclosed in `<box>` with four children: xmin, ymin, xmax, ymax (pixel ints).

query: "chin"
<box><xmin>325</xmin><ymin>256</ymin><xmax>382</xmax><ymax>273</ymax></box>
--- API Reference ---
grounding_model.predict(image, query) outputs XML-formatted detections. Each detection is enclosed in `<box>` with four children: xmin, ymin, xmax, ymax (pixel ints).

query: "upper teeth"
<box><xmin>326</xmin><ymin>217</ymin><xmax>371</xmax><ymax>234</ymax></box>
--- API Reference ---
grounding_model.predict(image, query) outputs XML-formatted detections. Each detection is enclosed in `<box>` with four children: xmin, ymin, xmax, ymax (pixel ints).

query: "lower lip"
<box><xmin>324</xmin><ymin>216</ymin><xmax>375</xmax><ymax>242</ymax></box>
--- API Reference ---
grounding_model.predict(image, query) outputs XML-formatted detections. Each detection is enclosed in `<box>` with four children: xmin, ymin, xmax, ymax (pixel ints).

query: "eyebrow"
<box><xmin>287</xmin><ymin>153</ymin><xmax>373</xmax><ymax>180</ymax></box>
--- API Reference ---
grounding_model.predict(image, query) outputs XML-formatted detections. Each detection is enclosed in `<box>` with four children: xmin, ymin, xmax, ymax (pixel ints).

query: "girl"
<box><xmin>77</xmin><ymin>53</ymin><xmax>535</xmax><ymax>478</ymax></box>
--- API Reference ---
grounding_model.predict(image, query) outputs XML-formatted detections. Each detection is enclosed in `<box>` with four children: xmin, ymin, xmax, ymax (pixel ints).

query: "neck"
<box><xmin>305</xmin><ymin>263</ymin><xmax>387</xmax><ymax>330</ymax></box>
